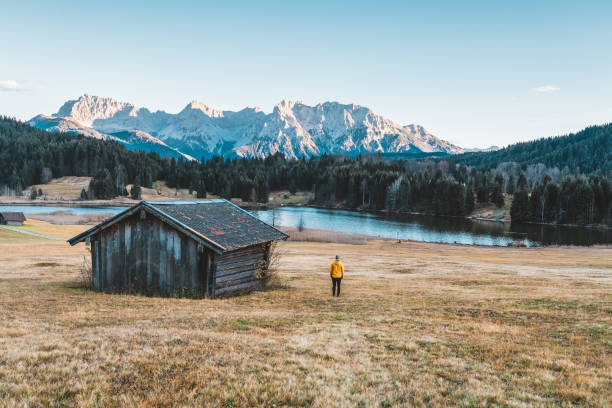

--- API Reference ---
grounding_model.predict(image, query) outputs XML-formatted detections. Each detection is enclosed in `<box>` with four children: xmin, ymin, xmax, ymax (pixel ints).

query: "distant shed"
<box><xmin>68</xmin><ymin>200</ymin><xmax>288</xmax><ymax>298</ymax></box>
<box><xmin>0</xmin><ymin>212</ymin><xmax>26</xmax><ymax>225</ymax></box>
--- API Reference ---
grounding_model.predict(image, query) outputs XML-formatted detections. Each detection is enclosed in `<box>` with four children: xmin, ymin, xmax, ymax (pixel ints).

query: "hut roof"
<box><xmin>0</xmin><ymin>212</ymin><xmax>26</xmax><ymax>222</ymax></box>
<box><xmin>68</xmin><ymin>200</ymin><xmax>287</xmax><ymax>253</ymax></box>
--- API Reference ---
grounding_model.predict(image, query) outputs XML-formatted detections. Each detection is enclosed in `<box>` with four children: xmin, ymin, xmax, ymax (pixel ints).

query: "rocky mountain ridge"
<box><xmin>28</xmin><ymin>94</ymin><xmax>464</xmax><ymax>160</ymax></box>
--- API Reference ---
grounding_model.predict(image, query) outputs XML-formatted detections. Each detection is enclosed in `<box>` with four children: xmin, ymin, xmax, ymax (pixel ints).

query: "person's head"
<box><xmin>335</xmin><ymin>255</ymin><xmax>340</xmax><ymax>261</ymax></box>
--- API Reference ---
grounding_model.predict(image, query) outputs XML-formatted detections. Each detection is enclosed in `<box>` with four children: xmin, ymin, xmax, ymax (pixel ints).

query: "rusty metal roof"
<box><xmin>147</xmin><ymin>200</ymin><xmax>287</xmax><ymax>251</ymax></box>
<box><xmin>68</xmin><ymin>200</ymin><xmax>287</xmax><ymax>252</ymax></box>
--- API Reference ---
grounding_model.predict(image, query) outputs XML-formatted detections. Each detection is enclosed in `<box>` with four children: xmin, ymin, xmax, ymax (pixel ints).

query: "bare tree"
<box><xmin>78</xmin><ymin>255</ymin><xmax>93</xmax><ymax>290</ymax></box>
<box><xmin>255</xmin><ymin>242</ymin><xmax>285</xmax><ymax>290</ymax></box>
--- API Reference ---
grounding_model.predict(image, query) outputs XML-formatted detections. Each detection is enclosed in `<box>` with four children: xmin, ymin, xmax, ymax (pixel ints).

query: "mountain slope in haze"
<box><xmin>28</xmin><ymin>94</ymin><xmax>464</xmax><ymax>159</ymax></box>
<box><xmin>463</xmin><ymin>145</ymin><xmax>499</xmax><ymax>153</ymax></box>
<box><xmin>28</xmin><ymin>114</ymin><xmax>117</xmax><ymax>141</ymax></box>
<box><xmin>455</xmin><ymin>123</ymin><xmax>612</xmax><ymax>174</ymax></box>
<box><xmin>109</xmin><ymin>130</ymin><xmax>195</xmax><ymax>161</ymax></box>
<box><xmin>28</xmin><ymin>113</ymin><xmax>193</xmax><ymax>161</ymax></box>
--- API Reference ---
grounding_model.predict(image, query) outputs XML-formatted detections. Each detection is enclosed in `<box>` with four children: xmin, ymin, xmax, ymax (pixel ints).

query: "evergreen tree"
<box><xmin>490</xmin><ymin>185</ymin><xmax>505</xmax><ymax>208</ymax></box>
<box><xmin>510</xmin><ymin>189</ymin><xmax>530</xmax><ymax>223</ymax></box>
<box><xmin>196</xmin><ymin>179</ymin><xmax>207</xmax><ymax>199</ymax></box>
<box><xmin>289</xmin><ymin>179</ymin><xmax>297</xmax><ymax>195</ymax></box>
<box><xmin>517</xmin><ymin>173</ymin><xmax>528</xmax><ymax>190</ymax></box>
<box><xmin>464</xmin><ymin>186</ymin><xmax>475</xmax><ymax>214</ymax></box>
<box><xmin>102</xmin><ymin>169</ymin><xmax>116</xmax><ymax>199</ymax></box>
<box><xmin>130</xmin><ymin>184</ymin><xmax>141</xmax><ymax>200</ymax></box>
<box><xmin>0</xmin><ymin>117</ymin><xmax>609</xmax><ymax>226</ymax></box>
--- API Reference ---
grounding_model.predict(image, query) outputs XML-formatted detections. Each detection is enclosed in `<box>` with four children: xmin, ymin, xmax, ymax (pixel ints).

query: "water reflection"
<box><xmin>2</xmin><ymin>204</ymin><xmax>608</xmax><ymax>247</ymax></box>
<box><xmin>253</xmin><ymin>207</ymin><xmax>612</xmax><ymax>247</ymax></box>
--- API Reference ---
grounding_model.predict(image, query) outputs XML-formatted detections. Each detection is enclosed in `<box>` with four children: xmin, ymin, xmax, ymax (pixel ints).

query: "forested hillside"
<box><xmin>455</xmin><ymin>123</ymin><xmax>612</xmax><ymax>174</ymax></box>
<box><xmin>200</xmin><ymin>155</ymin><xmax>611</xmax><ymax>226</ymax></box>
<box><xmin>1</xmin><ymin>117</ymin><xmax>611</xmax><ymax>226</ymax></box>
<box><xmin>0</xmin><ymin>117</ymin><xmax>173</xmax><ymax>198</ymax></box>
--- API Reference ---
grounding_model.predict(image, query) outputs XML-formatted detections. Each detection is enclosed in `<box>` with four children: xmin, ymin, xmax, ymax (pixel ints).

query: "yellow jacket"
<box><xmin>330</xmin><ymin>261</ymin><xmax>344</xmax><ymax>279</ymax></box>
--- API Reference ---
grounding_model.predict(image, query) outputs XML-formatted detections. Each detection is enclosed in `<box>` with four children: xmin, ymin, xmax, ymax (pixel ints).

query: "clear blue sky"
<box><xmin>1</xmin><ymin>0</ymin><xmax>611</xmax><ymax>148</ymax></box>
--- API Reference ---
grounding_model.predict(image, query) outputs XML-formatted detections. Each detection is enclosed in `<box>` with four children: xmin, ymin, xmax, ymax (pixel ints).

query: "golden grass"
<box><xmin>269</xmin><ymin>190</ymin><xmax>314</xmax><ymax>205</ymax></box>
<box><xmin>1</xmin><ymin>177</ymin><xmax>214</xmax><ymax>202</ymax></box>
<box><xmin>471</xmin><ymin>195</ymin><xmax>513</xmax><ymax>221</ymax></box>
<box><xmin>7</xmin><ymin>219</ymin><xmax>91</xmax><ymax>239</ymax></box>
<box><xmin>140</xmin><ymin>181</ymin><xmax>222</xmax><ymax>201</ymax></box>
<box><xmin>282</xmin><ymin>226</ymin><xmax>369</xmax><ymax>245</ymax></box>
<box><xmin>0</xmin><ymin>231</ymin><xmax>610</xmax><ymax>407</ymax></box>
<box><xmin>31</xmin><ymin>176</ymin><xmax>92</xmax><ymax>200</ymax></box>
<box><xmin>27</xmin><ymin>211</ymin><xmax>115</xmax><ymax>226</ymax></box>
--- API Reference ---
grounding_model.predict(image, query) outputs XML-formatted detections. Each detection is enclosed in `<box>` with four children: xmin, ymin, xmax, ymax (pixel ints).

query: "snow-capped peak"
<box><xmin>56</xmin><ymin>94</ymin><xmax>135</xmax><ymax>127</ymax></box>
<box><xmin>182</xmin><ymin>100</ymin><xmax>224</xmax><ymax>118</ymax></box>
<box><xmin>274</xmin><ymin>99</ymin><xmax>298</xmax><ymax>113</ymax></box>
<box><xmin>30</xmin><ymin>95</ymin><xmax>464</xmax><ymax>160</ymax></box>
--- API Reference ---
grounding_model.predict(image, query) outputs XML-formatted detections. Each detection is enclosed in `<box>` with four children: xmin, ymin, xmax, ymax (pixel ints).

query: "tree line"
<box><xmin>454</xmin><ymin>123</ymin><xmax>612</xmax><ymax>174</ymax></box>
<box><xmin>1</xmin><ymin>117</ymin><xmax>610</xmax><ymax>225</ymax></box>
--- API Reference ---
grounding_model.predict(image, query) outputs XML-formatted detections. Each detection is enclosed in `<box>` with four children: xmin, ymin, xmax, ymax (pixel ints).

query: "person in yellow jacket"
<box><xmin>330</xmin><ymin>255</ymin><xmax>344</xmax><ymax>297</ymax></box>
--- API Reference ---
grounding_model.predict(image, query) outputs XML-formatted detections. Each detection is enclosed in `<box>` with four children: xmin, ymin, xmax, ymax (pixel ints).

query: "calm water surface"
<box><xmin>253</xmin><ymin>207</ymin><xmax>612</xmax><ymax>247</ymax></box>
<box><xmin>1</xmin><ymin>204</ymin><xmax>610</xmax><ymax>247</ymax></box>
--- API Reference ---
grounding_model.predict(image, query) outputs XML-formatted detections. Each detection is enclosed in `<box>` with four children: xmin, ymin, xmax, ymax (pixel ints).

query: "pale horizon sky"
<box><xmin>1</xmin><ymin>0</ymin><xmax>611</xmax><ymax>148</ymax></box>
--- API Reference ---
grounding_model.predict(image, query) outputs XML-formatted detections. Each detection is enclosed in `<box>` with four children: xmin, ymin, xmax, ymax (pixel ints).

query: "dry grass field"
<box><xmin>33</xmin><ymin>176</ymin><xmax>92</xmax><ymax>200</ymax></box>
<box><xmin>0</xmin><ymin>224</ymin><xmax>610</xmax><ymax>407</ymax></box>
<box><xmin>470</xmin><ymin>195</ymin><xmax>513</xmax><ymax>222</ymax></box>
<box><xmin>281</xmin><ymin>226</ymin><xmax>369</xmax><ymax>245</ymax></box>
<box><xmin>5</xmin><ymin>219</ymin><xmax>95</xmax><ymax>239</ymax></box>
<box><xmin>269</xmin><ymin>190</ymin><xmax>314</xmax><ymax>206</ymax></box>
<box><xmin>1</xmin><ymin>178</ymin><xmax>214</xmax><ymax>202</ymax></box>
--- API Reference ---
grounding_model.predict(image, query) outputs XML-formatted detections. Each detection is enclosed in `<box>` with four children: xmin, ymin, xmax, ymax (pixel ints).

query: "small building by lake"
<box><xmin>0</xmin><ymin>212</ymin><xmax>26</xmax><ymax>225</ymax></box>
<box><xmin>68</xmin><ymin>200</ymin><xmax>288</xmax><ymax>298</ymax></box>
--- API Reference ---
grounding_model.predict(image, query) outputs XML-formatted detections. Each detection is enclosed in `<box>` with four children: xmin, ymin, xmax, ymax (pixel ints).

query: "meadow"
<box><xmin>0</xmin><ymin>222</ymin><xmax>610</xmax><ymax>407</ymax></box>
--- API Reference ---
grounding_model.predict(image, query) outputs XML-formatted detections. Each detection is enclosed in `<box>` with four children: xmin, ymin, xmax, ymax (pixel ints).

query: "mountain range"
<box><xmin>28</xmin><ymin>94</ymin><xmax>464</xmax><ymax>160</ymax></box>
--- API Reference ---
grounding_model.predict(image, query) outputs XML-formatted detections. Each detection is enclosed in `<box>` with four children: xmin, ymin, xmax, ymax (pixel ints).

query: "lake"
<box><xmin>252</xmin><ymin>207</ymin><xmax>612</xmax><ymax>247</ymax></box>
<box><xmin>1</xmin><ymin>204</ymin><xmax>610</xmax><ymax>247</ymax></box>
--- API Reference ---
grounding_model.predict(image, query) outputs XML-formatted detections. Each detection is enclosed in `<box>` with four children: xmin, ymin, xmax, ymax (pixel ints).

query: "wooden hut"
<box><xmin>68</xmin><ymin>200</ymin><xmax>288</xmax><ymax>298</ymax></box>
<box><xmin>0</xmin><ymin>212</ymin><xmax>26</xmax><ymax>225</ymax></box>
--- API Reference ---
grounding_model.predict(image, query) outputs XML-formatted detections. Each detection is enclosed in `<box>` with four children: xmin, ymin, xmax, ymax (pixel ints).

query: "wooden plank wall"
<box><xmin>93</xmin><ymin>212</ymin><xmax>207</xmax><ymax>297</ymax></box>
<box><xmin>214</xmin><ymin>244</ymin><xmax>266</xmax><ymax>296</ymax></box>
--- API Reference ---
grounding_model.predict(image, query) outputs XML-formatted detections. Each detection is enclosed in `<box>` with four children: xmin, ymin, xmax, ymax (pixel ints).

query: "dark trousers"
<box><xmin>332</xmin><ymin>277</ymin><xmax>342</xmax><ymax>296</ymax></box>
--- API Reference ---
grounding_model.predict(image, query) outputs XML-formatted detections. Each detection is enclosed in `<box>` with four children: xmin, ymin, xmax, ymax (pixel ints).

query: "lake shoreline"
<box><xmin>277</xmin><ymin>203</ymin><xmax>612</xmax><ymax>232</ymax></box>
<box><xmin>3</xmin><ymin>199</ymin><xmax>609</xmax><ymax>231</ymax></box>
<box><xmin>2</xmin><ymin>207</ymin><xmax>611</xmax><ymax>247</ymax></box>
<box><xmin>0</xmin><ymin>199</ymin><xmax>135</xmax><ymax>207</ymax></box>
<box><xmin>277</xmin><ymin>226</ymin><xmax>611</xmax><ymax>249</ymax></box>
<box><xmin>2</xmin><ymin>200</ymin><xmax>610</xmax><ymax>245</ymax></box>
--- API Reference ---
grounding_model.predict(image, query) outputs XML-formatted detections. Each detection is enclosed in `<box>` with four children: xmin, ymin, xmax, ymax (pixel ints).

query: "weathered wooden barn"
<box><xmin>0</xmin><ymin>212</ymin><xmax>26</xmax><ymax>225</ymax></box>
<box><xmin>68</xmin><ymin>200</ymin><xmax>287</xmax><ymax>298</ymax></box>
